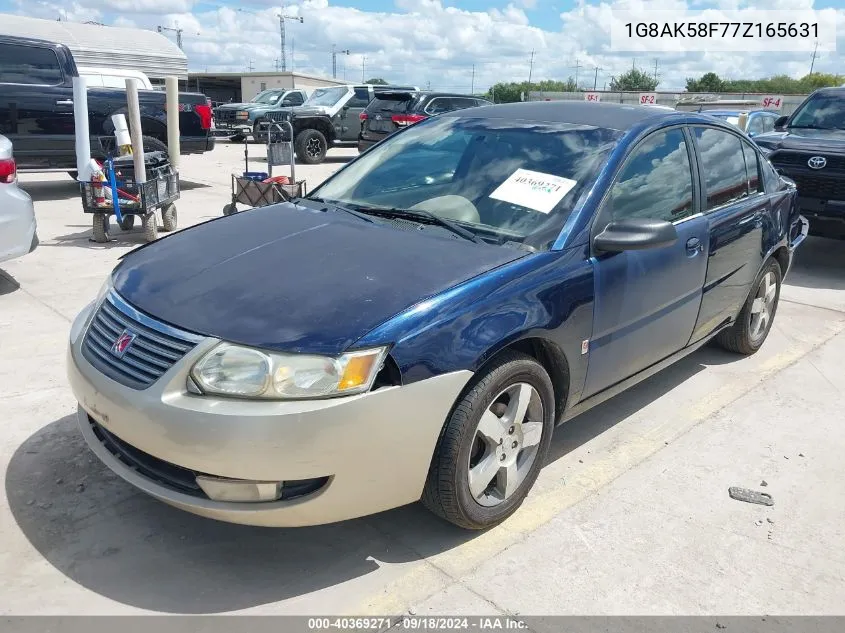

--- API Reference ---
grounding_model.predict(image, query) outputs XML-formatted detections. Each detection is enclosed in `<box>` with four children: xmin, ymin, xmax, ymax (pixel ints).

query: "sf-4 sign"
<box><xmin>639</xmin><ymin>93</ymin><xmax>657</xmax><ymax>105</ymax></box>
<box><xmin>584</xmin><ymin>92</ymin><xmax>601</xmax><ymax>102</ymax></box>
<box><xmin>760</xmin><ymin>95</ymin><xmax>783</xmax><ymax>110</ymax></box>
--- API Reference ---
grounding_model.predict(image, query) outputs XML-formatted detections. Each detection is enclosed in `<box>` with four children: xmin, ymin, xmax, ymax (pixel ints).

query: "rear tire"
<box><xmin>92</xmin><ymin>213</ymin><xmax>110</xmax><ymax>243</ymax></box>
<box><xmin>141</xmin><ymin>135</ymin><xmax>169</xmax><ymax>156</ymax></box>
<box><xmin>222</xmin><ymin>203</ymin><xmax>237</xmax><ymax>216</ymax></box>
<box><xmin>294</xmin><ymin>129</ymin><xmax>327</xmax><ymax>164</ymax></box>
<box><xmin>142</xmin><ymin>211</ymin><xmax>158</xmax><ymax>242</ymax></box>
<box><xmin>161</xmin><ymin>204</ymin><xmax>177</xmax><ymax>232</ymax></box>
<box><xmin>230</xmin><ymin>134</ymin><xmax>245</xmax><ymax>143</ymax></box>
<box><xmin>421</xmin><ymin>351</ymin><xmax>555</xmax><ymax>530</ymax></box>
<box><xmin>118</xmin><ymin>214</ymin><xmax>135</xmax><ymax>231</ymax></box>
<box><xmin>715</xmin><ymin>258</ymin><xmax>782</xmax><ymax>355</ymax></box>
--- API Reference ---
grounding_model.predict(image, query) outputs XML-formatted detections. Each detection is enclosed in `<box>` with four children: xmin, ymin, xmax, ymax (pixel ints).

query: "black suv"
<box><xmin>754</xmin><ymin>87</ymin><xmax>845</xmax><ymax>239</ymax></box>
<box><xmin>358</xmin><ymin>91</ymin><xmax>493</xmax><ymax>151</ymax></box>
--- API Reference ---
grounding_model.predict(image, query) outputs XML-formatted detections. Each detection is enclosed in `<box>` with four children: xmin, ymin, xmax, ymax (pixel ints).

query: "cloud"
<box><xmin>8</xmin><ymin>0</ymin><xmax>845</xmax><ymax>92</ymax></box>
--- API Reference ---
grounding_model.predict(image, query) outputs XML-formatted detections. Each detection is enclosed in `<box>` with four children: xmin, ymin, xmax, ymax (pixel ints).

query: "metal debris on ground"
<box><xmin>760</xmin><ymin>480</ymin><xmax>768</xmax><ymax>487</ymax></box>
<box><xmin>728</xmin><ymin>486</ymin><xmax>774</xmax><ymax>506</ymax></box>
<box><xmin>767</xmin><ymin>518</ymin><xmax>775</xmax><ymax>524</ymax></box>
<box><xmin>755</xmin><ymin>519</ymin><xmax>763</xmax><ymax>526</ymax></box>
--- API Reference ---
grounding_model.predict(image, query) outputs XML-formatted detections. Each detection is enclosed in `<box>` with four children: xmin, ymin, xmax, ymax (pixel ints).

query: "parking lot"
<box><xmin>1</xmin><ymin>140</ymin><xmax>844</xmax><ymax>616</ymax></box>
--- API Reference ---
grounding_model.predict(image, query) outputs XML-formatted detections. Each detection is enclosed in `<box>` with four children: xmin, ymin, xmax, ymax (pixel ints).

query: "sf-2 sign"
<box><xmin>638</xmin><ymin>93</ymin><xmax>657</xmax><ymax>105</ymax></box>
<box><xmin>760</xmin><ymin>95</ymin><xmax>783</xmax><ymax>110</ymax></box>
<box><xmin>584</xmin><ymin>92</ymin><xmax>601</xmax><ymax>102</ymax></box>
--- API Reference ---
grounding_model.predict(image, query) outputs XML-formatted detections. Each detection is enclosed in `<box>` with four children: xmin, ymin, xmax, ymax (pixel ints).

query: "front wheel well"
<box><xmin>294</xmin><ymin>118</ymin><xmax>334</xmax><ymax>142</ymax></box>
<box><xmin>771</xmin><ymin>246</ymin><xmax>789</xmax><ymax>277</ymax></box>
<box><xmin>477</xmin><ymin>337</ymin><xmax>570</xmax><ymax>423</ymax></box>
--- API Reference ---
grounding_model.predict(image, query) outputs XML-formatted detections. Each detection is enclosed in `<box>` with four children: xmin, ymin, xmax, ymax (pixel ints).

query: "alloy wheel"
<box><xmin>306</xmin><ymin>137</ymin><xmax>322</xmax><ymax>158</ymax></box>
<box><xmin>750</xmin><ymin>271</ymin><xmax>777</xmax><ymax>342</ymax></box>
<box><xmin>467</xmin><ymin>383</ymin><xmax>544</xmax><ymax>507</ymax></box>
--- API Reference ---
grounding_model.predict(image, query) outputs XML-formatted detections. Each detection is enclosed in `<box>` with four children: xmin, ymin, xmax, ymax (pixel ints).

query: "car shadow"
<box><xmin>5</xmin><ymin>345</ymin><xmax>731</xmax><ymax>614</ymax></box>
<box><xmin>19</xmin><ymin>179</ymin><xmax>81</xmax><ymax>203</ymax></box>
<box><xmin>0</xmin><ymin>269</ymin><xmax>21</xmax><ymax>295</ymax></box>
<box><xmin>782</xmin><ymin>236</ymin><xmax>845</xmax><ymax>292</ymax></box>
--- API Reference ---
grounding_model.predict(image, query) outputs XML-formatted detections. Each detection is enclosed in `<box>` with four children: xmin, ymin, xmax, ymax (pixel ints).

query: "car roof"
<box><xmin>704</xmin><ymin>109</ymin><xmax>775</xmax><ymax>116</ymax></box>
<box><xmin>449</xmin><ymin>100</ymin><xmax>683</xmax><ymax>131</ymax></box>
<box><xmin>813</xmin><ymin>87</ymin><xmax>845</xmax><ymax>96</ymax></box>
<box><xmin>372</xmin><ymin>90</ymin><xmax>485</xmax><ymax>99</ymax></box>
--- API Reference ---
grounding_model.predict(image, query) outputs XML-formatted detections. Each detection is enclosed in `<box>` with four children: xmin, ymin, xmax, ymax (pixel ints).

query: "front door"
<box><xmin>583</xmin><ymin>126</ymin><xmax>709</xmax><ymax>397</ymax></box>
<box><xmin>689</xmin><ymin>126</ymin><xmax>767</xmax><ymax>342</ymax></box>
<box><xmin>338</xmin><ymin>86</ymin><xmax>370</xmax><ymax>142</ymax></box>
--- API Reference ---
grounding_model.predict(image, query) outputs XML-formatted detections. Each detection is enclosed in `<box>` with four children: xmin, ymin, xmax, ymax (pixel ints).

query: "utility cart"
<box><xmin>80</xmin><ymin>152</ymin><xmax>180</xmax><ymax>243</ymax></box>
<box><xmin>222</xmin><ymin>120</ymin><xmax>306</xmax><ymax>216</ymax></box>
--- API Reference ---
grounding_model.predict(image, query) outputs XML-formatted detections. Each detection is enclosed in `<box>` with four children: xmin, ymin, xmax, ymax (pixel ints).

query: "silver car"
<box><xmin>0</xmin><ymin>135</ymin><xmax>37</xmax><ymax>264</ymax></box>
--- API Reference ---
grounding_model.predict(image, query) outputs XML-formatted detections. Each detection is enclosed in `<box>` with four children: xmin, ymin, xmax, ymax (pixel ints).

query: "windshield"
<box><xmin>252</xmin><ymin>90</ymin><xmax>282</xmax><ymax>104</ymax></box>
<box><xmin>790</xmin><ymin>93</ymin><xmax>845</xmax><ymax>129</ymax></box>
<box><xmin>305</xmin><ymin>86</ymin><xmax>348</xmax><ymax>107</ymax></box>
<box><xmin>369</xmin><ymin>95</ymin><xmax>414</xmax><ymax>113</ymax></box>
<box><xmin>311</xmin><ymin>115</ymin><xmax>620</xmax><ymax>250</ymax></box>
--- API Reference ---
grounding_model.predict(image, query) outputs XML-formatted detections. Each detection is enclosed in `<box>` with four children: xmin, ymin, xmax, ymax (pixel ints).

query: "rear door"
<box><xmin>0</xmin><ymin>41</ymin><xmax>74</xmax><ymax>166</ymax></box>
<box><xmin>689</xmin><ymin>125</ymin><xmax>767</xmax><ymax>342</ymax></box>
<box><xmin>583</xmin><ymin>126</ymin><xmax>709</xmax><ymax>397</ymax></box>
<box><xmin>339</xmin><ymin>86</ymin><xmax>370</xmax><ymax>141</ymax></box>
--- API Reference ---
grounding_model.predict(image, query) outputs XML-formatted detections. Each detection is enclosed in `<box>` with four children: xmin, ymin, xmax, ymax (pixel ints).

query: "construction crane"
<box><xmin>277</xmin><ymin>12</ymin><xmax>303</xmax><ymax>72</ymax></box>
<box><xmin>156</xmin><ymin>24</ymin><xmax>199</xmax><ymax>50</ymax></box>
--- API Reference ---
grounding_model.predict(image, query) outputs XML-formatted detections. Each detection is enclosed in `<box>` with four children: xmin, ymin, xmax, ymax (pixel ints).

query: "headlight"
<box><xmin>95</xmin><ymin>273</ymin><xmax>113</xmax><ymax>306</ymax></box>
<box><xmin>190</xmin><ymin>343</ymin><xmax>389</xmax><ymax>400</ymax></box>
<box><xmin>235</xmin><ymin>110</ymin><xmax>249</xmax><ymax>119</ymax></box>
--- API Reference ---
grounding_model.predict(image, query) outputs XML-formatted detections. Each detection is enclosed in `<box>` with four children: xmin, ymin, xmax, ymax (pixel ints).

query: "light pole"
<box><xmin>276</xmin><ymin>11</ymin><xmax>303</xmax><ymax>72</ymax></box>
<box><xmin>361</xmin><ymin>55</ymin><xmax>366</xmax><ymax>83</ymax></box>
<box><xmin>332</xmin><ymin>45</ymin><xmax>350</xmax><ymax>79</ymax></box>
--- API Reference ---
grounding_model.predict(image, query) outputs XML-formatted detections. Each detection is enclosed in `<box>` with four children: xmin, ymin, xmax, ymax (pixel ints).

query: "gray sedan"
<box><xmin>0</xmin><ymin>135</ymin><xmax>37</xmax><ymax>264</ymax></box>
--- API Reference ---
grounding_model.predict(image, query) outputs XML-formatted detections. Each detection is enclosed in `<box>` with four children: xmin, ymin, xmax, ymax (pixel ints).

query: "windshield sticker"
<box><xmin>489</xmin><ymin>169</ymin><xmax>577</xmax><ymax>214</ymax></box>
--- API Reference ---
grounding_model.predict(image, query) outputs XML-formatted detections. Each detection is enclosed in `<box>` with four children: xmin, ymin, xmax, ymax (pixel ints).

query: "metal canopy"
<box><xmin>0</xmin><ymin>15</ymin><xmax>188</xmax><ymax>80</ymax></box>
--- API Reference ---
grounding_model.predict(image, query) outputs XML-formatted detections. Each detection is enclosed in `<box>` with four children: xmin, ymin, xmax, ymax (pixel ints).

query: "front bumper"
<box><xmin>67</xmin><ymin>300</ymin><xmax>472</xmax><ymax>527</ymax></box>
<box><xmin>0</xmin><ymin>185</ymin><xmax>37</xmax><ymax>264</ymax></box>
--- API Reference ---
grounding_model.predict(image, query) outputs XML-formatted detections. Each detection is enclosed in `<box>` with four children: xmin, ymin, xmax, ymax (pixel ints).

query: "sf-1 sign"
<box><xmin>584</xmin><ymin>92</ymin><xmax>601</xmax><ymax>102</ymax></box>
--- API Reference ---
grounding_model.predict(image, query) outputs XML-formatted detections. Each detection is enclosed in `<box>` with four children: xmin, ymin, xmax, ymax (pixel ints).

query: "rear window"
<box><xmin>368</xmin><ymin>95</ymin><xmax>414</xmax><ymax>114</ymax></box>
<box><xmin>0</xmin><ymin>43</ymin><xmax>63</xmax><ymax>85</ymax></box>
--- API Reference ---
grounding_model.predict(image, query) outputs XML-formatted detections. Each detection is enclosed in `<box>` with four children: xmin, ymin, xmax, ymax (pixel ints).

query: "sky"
<box><xmin>3</xmin><ymin>0</ymin><xmax>843</xmax><ymax>92</ymax></box>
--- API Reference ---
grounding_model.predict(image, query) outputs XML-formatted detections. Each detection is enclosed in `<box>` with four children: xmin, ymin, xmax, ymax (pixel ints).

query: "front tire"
<box><xmin>142</xmin><ymin>211</ymin><xmax>158</xmax><ymax>242</ymax></box>
<box><xmin>92</xmin><ymin>213</ymin><xmax>109</xmax><ymax>243</ymax></box>
<box><xmin>715</xmin><ymin>257</ymin><xmax>782</xmax><ymax>355</ymax></box>
<box><xmin>161</xmin><ymin>204</ymin><xmax>177</xmax><ymax>232</ymax></box>
<box><xmin>422</xmin><ymin>351</ymin><xmax>555</xmax><ymax>530</ymax></box>
<box><xmin>294</xmin><ymin>129</ymin><xmax>327</xmax><ymax>164</ymax></box>
<box><xmin>118</xmin><ymin>214</ymin><xmax>135</xmax><ymax>231</ymax></box>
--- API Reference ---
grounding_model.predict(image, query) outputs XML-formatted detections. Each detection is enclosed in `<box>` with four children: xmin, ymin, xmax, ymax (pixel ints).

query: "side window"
<box><xmin>474</xmin><ymin>99</ymin><xmax>493</xmax><ymax>107</ymax></box>
<box><xmin>605</xmin><ymin>128</ymin><xmax>695</xmax><ymax>223</ymax></box>
<box><xmin>288</xmin><ymin>92</ymin><xmax>304</xmax><ymax>105</ymax></box>
<box><xmin>347</xmin><ymin>87</ymin><xmax>370</xmax><ymax>108</ymax></box>
<box><xmin>762</xmin><ymin>115</ymin><xmax>777</xmax><ymax>133</ymax></box>
<box><xmin>0</xmin><ymin>43</ymin><xmax>63</xmax><ymax>85</ymax></box>
<box><xmin>693</xmin><ymin>126</ymin><xmax>748</xmax><ymax>210</ymax></box>
<box><xmin>425</xmin><ymin>98</ymin><xmax>450</xmax><ymax>115</ymax></box>
<box><xmin>450</xmin><ymin>98</ymin><xmax>477</xmax><ymax>111</ymax></box>
<box><xmin>741</xmin><ymin>141</ymin><xmax>763</xmax><ymax>194</ymax></box>
<box><xmin>747</xmin><ymin>115</ymin><xmax>764</xmax><ymax>136</ymax></box>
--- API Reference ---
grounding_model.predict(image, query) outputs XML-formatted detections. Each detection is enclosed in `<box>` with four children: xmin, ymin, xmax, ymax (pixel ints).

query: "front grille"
<box><xmin>89</xmin><ymin>416</ymin><xmax>330</xmax><ymax>502</ymax></box>
<box><xmin>787</xmin><ymin>173</ymin><xmax>845</xmax><ymax>201</ymax></box>
<box><xmin>770</xmin><ymin>151</ymin><xmax>845</xmax><ymax>171</ymax></box>
<box><xmin>265</xmin><ymin>110</ymin><xmax>291</xmax><ymax>123</ymax></box>
<box><xmin>214</xmin><ymin>108</ymin><xmax>236</xmax><ymax>124</ymax></box>
<box><xmin>82</xmin><ymin>292</ymin><xmax>200</xmax><ymax>390</ymax></box>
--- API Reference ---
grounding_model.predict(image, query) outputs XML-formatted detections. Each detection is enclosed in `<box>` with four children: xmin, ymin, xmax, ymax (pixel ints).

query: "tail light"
<box><xmin>0</xmin><ymin>157</ymin><xmax>15</xmax><ymax>184</ymax></box>
<box><xmin>391</xmin><ymin>114</ymin><xmax>426</xmax><ymax>127</ymax></box>
<box><xmin>359</xmin><ymin>112</ymin><xmax>368</xmax><ymax>121</ymax></box>
<box><xmin>194</xmin><ymin>104</ymin><xmax>213</xmax><ymax>130</ymax></box>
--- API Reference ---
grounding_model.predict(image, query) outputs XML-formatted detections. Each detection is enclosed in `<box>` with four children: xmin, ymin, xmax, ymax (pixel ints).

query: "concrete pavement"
<box><xmin>1</xmin><ymin>141</ymin><xmax>843</xmax><ymax>615</ymax></box>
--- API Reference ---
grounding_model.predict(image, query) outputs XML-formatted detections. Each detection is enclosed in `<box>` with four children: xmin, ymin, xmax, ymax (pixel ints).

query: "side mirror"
<box><xmin>774</xmin><ymin>115</ymin><xmax>788</xmax><ymax>130</ymax></box>
<box><xmin>593</xmin><ymin>218</ymin><xmax>678</xmax><ymax>253</ymax></box>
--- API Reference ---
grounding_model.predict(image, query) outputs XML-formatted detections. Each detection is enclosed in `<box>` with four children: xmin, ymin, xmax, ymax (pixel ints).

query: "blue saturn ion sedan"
<box><xmin>68</xmin><ymin>101</ymin><xmax>808</xmax><ymax>530</ymax></box>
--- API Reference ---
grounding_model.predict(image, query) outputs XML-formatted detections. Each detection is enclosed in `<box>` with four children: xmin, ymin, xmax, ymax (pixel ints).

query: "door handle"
<box><xmin>56</xmin><ymin>99</ymin><xmax>74</xmax><ymax>106</ymax></box>
<box><xmin>685</xmin><ymin>237</ymin><xmax>703</xmax><ymax>255</ymax></box>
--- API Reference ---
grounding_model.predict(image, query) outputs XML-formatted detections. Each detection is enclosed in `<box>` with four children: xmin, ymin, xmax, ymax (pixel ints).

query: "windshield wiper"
<box><xmin>349</xmin><ymin>205</ymin><xmax>484</xmax><ymax>244</ymax></box>
<box><xmin>305</xmin><ymin>196</ymin><xmax>376</xmax><ymax>223</ymax></box>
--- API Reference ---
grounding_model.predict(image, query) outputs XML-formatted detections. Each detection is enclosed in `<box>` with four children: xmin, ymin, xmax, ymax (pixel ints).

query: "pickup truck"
<box><xmin>0</xmin><ymin>35</ymin><xmax>215</xmax><ymax>172</ymax></box>
<box><xmin>754</xmin><ymin>87</ymin><xmax>845</xmax><ymax>240</ymax></box>
<box><xmin>262</xmin><ymin>84</ymin><xmax>419</xmax><ymax>164</ymax></box>
<box><xmin>213</xmin><ymin>89</ymin><xmax>307</xmax><ymax>141</ymax></box>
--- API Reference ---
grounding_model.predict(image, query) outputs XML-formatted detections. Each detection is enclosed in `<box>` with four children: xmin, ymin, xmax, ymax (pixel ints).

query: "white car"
<box><xmin>0</xmin><ymin>135</ymin><xmax>37</xmax><ymax>264</ymax></box>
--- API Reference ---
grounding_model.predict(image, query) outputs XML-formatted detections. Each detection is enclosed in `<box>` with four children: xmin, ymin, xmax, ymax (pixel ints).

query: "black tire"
<box><xmin>222</xmin><ymin>203</ymin><xmax>237</xmax><ymax>216</ymax></box>
<box><xmin>715</xmin><ymin>257</ymin><xmax>782</xmax><ymax>355</ymax></box>
<box><xmin>421</xmin><ymin>350</ymin><xmax>555</xmax><ymax>530</ymax></box>
<box><xmin>92</xmin><ymin>213</ymin><xmax>110</xmax><ymax>243</ymax></box>
<box><xmin>294</xmin><ymin>129</ymin><xmax>327</xmax><ymax>165</ymax></box>
<box><xmin>230</xmin><ymin>134</ymin><xmax>245</xmax><ymax>143</ymax></box>
<box><xmin>161</xmin><ymin>204</ymin><xmax>177</xmax><ymax>232</ymax></box>
<box><xmin>142</xmin><ymin>211</ymin><xmax>158</xmax><ymax>242</ymax></box>
<box><xmin>118</xmin><ymin>214</ymin><xmax>135</xmax><ymax>231</ymax></box>
<box><xmin>141</xmin><ymin>135</ymin><xmax>169</xmax><ymax>156</ymax></box>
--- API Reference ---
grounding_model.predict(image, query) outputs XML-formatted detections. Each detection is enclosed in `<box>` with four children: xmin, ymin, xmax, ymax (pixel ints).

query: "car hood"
<box><xmin>754</xmin><ymin>127</ymin><xmax>845</xmax><ymax>153</ymax></box>
<box><xmin>214</xmin><ymin>102</ymin><xmax>251</xmax><ymax>111</ymax></box>
<box><xmin>112</xmin><ymin>204</ymin><xmax>525</xmax><ymax>356</ymax></box>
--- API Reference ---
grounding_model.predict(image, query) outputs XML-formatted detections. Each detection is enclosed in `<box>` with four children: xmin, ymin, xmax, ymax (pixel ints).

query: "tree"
<box><xmin>365</xmin><ymin>77</ymin><xmax>388</xmax><ymax>85</ymax></box>
<box><xmin>484</xmin><ymin>79</ymin><xmax>577</xmax><ymax>103</ymax></box>
<box><xmin>685</xmin><ymin>72</ymin><xmax>725</xmax><ymax>93</ymax></box>
<box><xmin>610</xmin><ymin>68</ymin><xmax>658</xmax><ymax>92</ymax></box>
